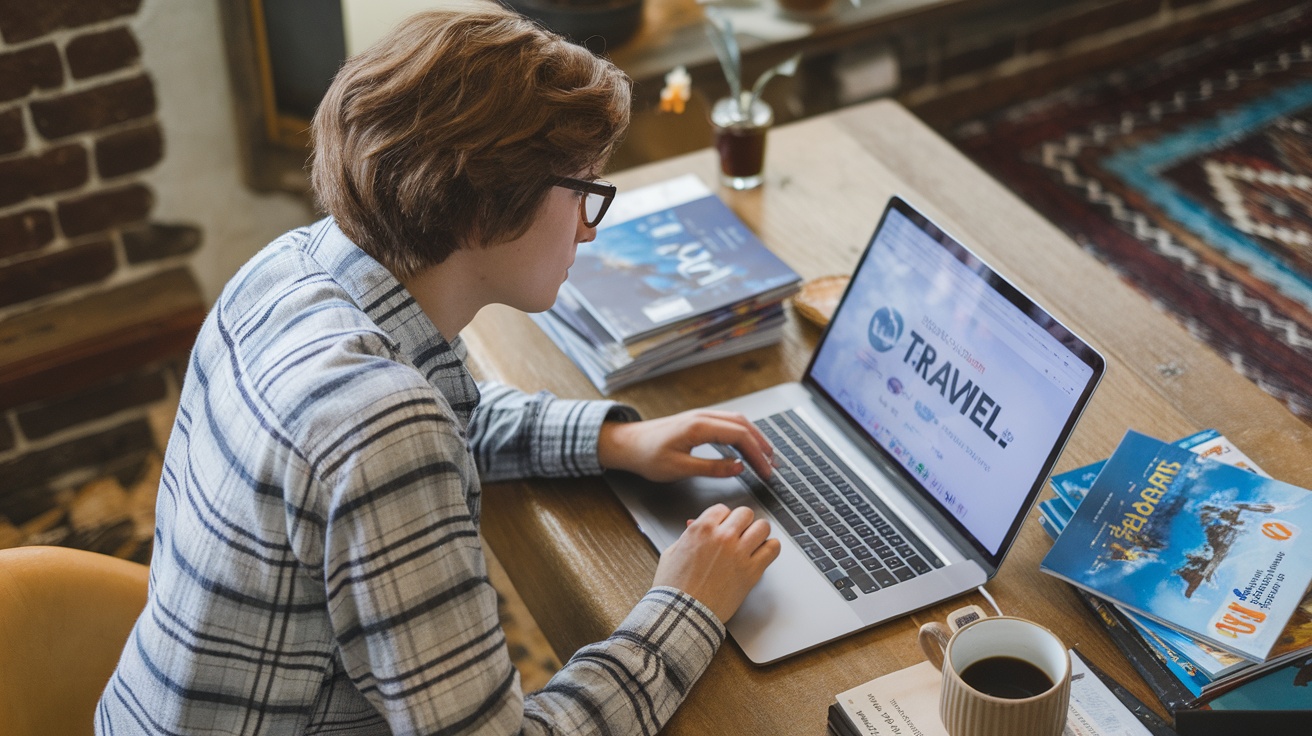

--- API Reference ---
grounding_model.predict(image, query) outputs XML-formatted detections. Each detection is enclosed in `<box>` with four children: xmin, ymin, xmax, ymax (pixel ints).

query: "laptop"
<box><xmin>605</xmin><ymin>196</ymin><xmax>1105</xmax><ymax>664</ymax></box>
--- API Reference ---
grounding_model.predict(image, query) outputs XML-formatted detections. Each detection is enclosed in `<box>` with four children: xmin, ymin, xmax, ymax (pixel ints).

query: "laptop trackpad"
<box><xmin>606</xmin><ymin>465</ymin><xmax>867</xmax><ymax>665</ymax></box>
<box><xmin>605</xmin><ymin>468</ymin><xmax>756</xmax><ymax>551</ymax></box>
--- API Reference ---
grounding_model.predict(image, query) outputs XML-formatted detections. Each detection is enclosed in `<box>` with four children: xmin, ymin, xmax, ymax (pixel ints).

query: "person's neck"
<box><xmin>400</xmin><ymin>249</ymin><xmax>489</xmax><ymax>340</ymax></box>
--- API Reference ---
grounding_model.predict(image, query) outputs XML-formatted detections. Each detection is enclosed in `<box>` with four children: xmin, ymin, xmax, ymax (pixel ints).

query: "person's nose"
<box><xmin>577</xmin><ymin>220</ymin><xmax>597</xmax><ymax>244</ymax></box>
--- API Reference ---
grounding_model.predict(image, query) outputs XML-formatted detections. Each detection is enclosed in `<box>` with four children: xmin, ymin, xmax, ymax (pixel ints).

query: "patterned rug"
<box><xmin>952</xmin><ymin>6</ymin><xmax>1312</xmax><ymax>423</ymax></box>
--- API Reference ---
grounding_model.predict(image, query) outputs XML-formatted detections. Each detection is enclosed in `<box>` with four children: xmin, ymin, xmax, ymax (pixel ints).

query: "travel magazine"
<box><xmin>1041</xmin><ymin>430</ymin><xmax>1312</xmax><ymax>663</ymax></box>
<box><xmin>1040</xmin><ymin>429</ymin><xmax>1312</xmax><ymax>714</ymax></box>
<box><xmin>1043</xmin><ymin>430</ymin><xmax>1268</xmax><ymax>683</ymax></box>
<box><xmin>532</xmin><ymin>173</ymin><xmax>800</xmax><ymax>393</ymax></box>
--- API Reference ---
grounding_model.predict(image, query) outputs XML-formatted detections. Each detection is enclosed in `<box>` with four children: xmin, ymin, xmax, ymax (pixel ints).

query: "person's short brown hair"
<box><xmin>310</xmin><ymin>3</ymin><xmax>631</xmax><ymax>279</ymax></box>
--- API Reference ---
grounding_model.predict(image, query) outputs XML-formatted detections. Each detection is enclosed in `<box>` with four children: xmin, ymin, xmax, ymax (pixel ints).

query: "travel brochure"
<box><xmin>1039</xmin><ymin>429</ymin><xmax>1312</xmax><ymax>714</ymax></box>
<box><xmin>532</xmin><ymin>173</ymin><xmax>800</xmax><ymax>393</ymax></box>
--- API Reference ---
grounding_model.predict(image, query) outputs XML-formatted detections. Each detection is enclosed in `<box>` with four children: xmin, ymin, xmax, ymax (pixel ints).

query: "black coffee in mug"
<box><xmin>959</xmin><ymin>655</ymin><xmax>1054</xmax><ymax>699</ymax></box>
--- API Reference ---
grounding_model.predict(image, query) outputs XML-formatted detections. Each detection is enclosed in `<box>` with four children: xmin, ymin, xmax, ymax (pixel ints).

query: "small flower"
<box><xmin>660</xmin><ymin>66</ymin><xmax>692</xmax><ymax>114</ymax></box>
<box><xmin>664</xmin><ymin>5</ymin><xmax>799</xmax><ymax>122</ymax></box>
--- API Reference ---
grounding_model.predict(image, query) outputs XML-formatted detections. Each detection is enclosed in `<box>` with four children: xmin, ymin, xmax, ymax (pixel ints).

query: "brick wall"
<box><xmin>0</xmin><ymin>0</ymin><xmax>205</xmax><ymax>561</ymax></box>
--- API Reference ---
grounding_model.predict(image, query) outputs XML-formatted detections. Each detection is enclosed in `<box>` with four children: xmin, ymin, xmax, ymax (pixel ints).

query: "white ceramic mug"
<box><xmin>918</xmin><ymin>616</ymin><xmax>1071</xmax><ymax>736</ymax></box>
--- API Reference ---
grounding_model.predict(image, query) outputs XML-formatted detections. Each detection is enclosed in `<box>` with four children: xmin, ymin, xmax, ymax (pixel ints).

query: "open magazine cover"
<box><xmin>563</xmin><ymin>173</ymin><xmax>800</xmax><ymax>345</ymax></box>
<box><xmin>1042</xmin><ymin>430</ymin><xmax>1312</xmax><ymax>662</ymax></box>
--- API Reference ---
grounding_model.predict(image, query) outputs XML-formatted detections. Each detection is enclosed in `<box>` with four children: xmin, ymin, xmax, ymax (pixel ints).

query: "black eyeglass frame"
<box><xmin>552</xmin><ymin>176</ymin><xmax>617</xmax><ymax>228</ymax></box>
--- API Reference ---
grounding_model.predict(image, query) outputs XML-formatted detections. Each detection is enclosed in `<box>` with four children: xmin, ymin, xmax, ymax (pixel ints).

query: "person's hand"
<box><xmin>652</xmin><ymin>503</ymin><xmax>781</xmax><ymax>623</ymax></box>
<box><xmin>596</xmin><ymin>410</ymin><xmax>773</xmax><ymax>483</ymax></box>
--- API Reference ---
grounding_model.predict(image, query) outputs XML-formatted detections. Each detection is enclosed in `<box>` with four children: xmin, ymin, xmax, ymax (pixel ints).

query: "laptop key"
<box><xmin>814</xmin><ymin>556</ymin><xmax>837</xmax><ymax>573</ymax></box>
<box><xmin>824</xmin><ymin>569</ymin><xmax>858</xmax><ymax>600</ymax></box>
<box><xmin>851</xmin><ymin>546</ymin><xmax>873</xmax><ymax>560</ymax></box>
<box><xmin>773</xmin><ymin>512</ymin><xmax>803</xmax><ymax>536</ymax></box>
<box><xmin>831</xmin><ymin>547</ymin><xmax>850</xmax><ymax>560</ymax></box>
<box><xmin>893</xmin><ymin>566</ymin><xmax>917</xmax><ymax>582</ymax></box>
<box><xmin>839</xmin><ymin>557</ymin><xmax>859</xmax><ymax>570</ymax></box>
<box><xmin>849</xmin><ymin>569</ymin><xmax>879</xmax><ymax>594</ymax></box>
<box><xmin>817</xmin><ymin>535</ymin><xmax>840</xmax><ymax>550</ymax></box>
<box><xmin>907</xmin><ymin>556</ymin><xmax>931</xmax><ymax>574</ymax></box>
<box><xmin>800</xmin><ymin>543</ymin><xmax>824</xmax><ymax>560</ymax></box>
<box><xmin>871</xmin><ymin>568</ymin><xmax>898</xmax><ymax>587</ymax></box>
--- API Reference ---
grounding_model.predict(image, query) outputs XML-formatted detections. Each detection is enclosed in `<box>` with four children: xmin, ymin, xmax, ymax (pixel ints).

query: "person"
<box><xmin>96</xmin><ymin>4</ymin><xmax>781</xmax><ymax>734</ymax></box>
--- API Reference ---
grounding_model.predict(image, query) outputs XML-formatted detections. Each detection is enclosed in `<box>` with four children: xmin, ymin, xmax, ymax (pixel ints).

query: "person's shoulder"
<box><xmin>268</xmin><ymin>328</ymin><xmax>462</xmax><ymax>471</ymax></box>
<box><xmin>215</xmin><ymin>226</ymin><xmax>348</xmax><ymax>329</ymax></box>
<box><xmin>212</xmin><ymin>227</ymin><xmax>390</xmax><ymax>374</ymax></box>
<box><xmin>207</xmin><ymin>228</ymin><xmax>447</xmax><ymax>433</ymax></box>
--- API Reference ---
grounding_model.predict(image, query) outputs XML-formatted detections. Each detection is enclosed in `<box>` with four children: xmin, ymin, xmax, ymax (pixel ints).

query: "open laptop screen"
<box><xmin>806</xmin><ymin>197</ymin><xmax>1103</xmax><ymax>563</ymax></box>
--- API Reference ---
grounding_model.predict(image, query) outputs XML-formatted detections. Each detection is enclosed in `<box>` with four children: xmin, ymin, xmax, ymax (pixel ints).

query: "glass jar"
<box><xmin>710</xmin><ymin>96</ymin><xmax>773</xmax><ymax>191</ymax></box>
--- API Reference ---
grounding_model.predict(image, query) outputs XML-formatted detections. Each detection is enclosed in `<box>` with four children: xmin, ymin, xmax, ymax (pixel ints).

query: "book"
<box><xmin>534</xmin><ymin>173</ymin><xmax>801</xmax><ymax>393</ymax></box>
<box><xmin>831</xmin><ymin>660</ymin><xmax>947</xmax><ymax>736</ymax></box>
<box><xmin>827</xmin><ymin>650</ymin><xmax>1177</xmax><ymax>735</ymax></box>
<box><xmin>1041</xmin><ymin>429</ymin><xmax>1312</xmax><ymax>663</ymax></box>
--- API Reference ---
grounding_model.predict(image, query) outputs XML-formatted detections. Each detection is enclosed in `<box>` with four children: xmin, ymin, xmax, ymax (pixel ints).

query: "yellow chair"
<box><xmin>0</xmin><ymin>545</ymin><xmax>149</xmax><ymax>736</ymax></box>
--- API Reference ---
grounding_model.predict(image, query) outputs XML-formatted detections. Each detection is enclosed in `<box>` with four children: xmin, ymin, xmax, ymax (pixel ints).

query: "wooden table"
<box><xmin>462</xmin><ymin>98</ymin><xmax>1312</xmax><ymax>733</ymax></box>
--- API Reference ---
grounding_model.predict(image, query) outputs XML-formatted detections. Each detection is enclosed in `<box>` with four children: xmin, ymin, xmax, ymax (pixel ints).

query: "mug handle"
<box><xmin>918</xmin><ymin>621</ymin><xmax>952</xmax><ymax>672</ymax></box>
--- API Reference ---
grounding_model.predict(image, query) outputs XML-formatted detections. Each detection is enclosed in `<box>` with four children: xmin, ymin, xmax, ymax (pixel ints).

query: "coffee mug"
<box><xmin>918</xmin><ymin>616</ymin><xmax>1071</xmax><ymax>736</ymax></box>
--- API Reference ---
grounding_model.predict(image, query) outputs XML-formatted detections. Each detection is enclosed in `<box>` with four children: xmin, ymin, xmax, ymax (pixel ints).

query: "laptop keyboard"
<box><xmin>742</xmin><ymin>410</ymin><xmax>944</xmax><ymax>601</ymax></box>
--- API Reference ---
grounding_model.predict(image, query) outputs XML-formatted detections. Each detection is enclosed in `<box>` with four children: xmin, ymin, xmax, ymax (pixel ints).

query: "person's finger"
<box><xmin>685</xmin><ymin>416</ymin><xmax>774</xmax><ymax>479</ymax></box>
<box><xmin>693</xmin><ymin>503</ymin><xmax>731</xmax><ymax>527</ymax></box>
<box><xmin>712</xmin><ymin>413</ymin><xmax>775</xmax><ymax>477</ymax></box>
<box><xmin>751</xmin><ymin>537</ymin><xmax>783</xmax><ymax>565</ymax></box>
<box><xmin>740</xmin><ymin>517</ymin><xmax>772</xmax><ymax>549</ymax></box>
<box><xmin>708</xmin><ymin>411</ymin><xmax>773</xmax><ymax>463</ymax></box>
<box><xmin>668</xmin><ymin>454</ymin><xmax>742</xmax><ymax>480</ymax></box>
<box><xmin>718</xmin><ymin>506</ymin><xmax>755</xmax><ymax>536</ymax></box>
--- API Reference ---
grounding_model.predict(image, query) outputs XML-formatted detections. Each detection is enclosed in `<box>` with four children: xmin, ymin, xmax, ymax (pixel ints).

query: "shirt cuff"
<box><xmin>613</xmin><ymin>586</ymin><xmax>727</xmax><ymax>693</ymax></box>
<box><xmin>535</xmin><ymin>399</ymin><xmax>640</xmax><ymax>476</ymax></box>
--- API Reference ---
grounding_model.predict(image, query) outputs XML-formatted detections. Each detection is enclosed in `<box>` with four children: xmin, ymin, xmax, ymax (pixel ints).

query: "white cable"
<box><xmin>977</xmin><ymin>585</ymin><xmax>1003</xmax><ymax>617</ymax></box>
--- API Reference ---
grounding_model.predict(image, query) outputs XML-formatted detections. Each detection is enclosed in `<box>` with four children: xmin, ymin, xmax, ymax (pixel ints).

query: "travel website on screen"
<box><xmin>811</xmin><ymin>210</ymin><xmax>1091</xmax><ymax>554</ymax></box>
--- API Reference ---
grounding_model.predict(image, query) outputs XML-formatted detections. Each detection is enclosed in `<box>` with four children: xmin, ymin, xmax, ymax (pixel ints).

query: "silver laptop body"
<box><xmin>606</xmin><ymin>197</ymin><xmax>1105</xmax><ymax>664</ymax></box>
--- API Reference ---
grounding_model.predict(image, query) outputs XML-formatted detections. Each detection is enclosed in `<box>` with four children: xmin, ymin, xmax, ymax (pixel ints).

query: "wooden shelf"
<box><xmin>0</xmin><ymin>268</ymin><xmax>206</xmax><ymax>411</ymax></box>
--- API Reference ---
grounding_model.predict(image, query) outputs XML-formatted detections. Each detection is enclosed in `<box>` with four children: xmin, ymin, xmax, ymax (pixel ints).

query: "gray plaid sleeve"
<box><xmin>522</xmin><ymin>587</ymin><xmax>726</xmax><ymax>735</ymax></box>
<box><xmin>468</xmin><ymin>380</ymin><xmax>641</xmax><ymax>482</ymax></box>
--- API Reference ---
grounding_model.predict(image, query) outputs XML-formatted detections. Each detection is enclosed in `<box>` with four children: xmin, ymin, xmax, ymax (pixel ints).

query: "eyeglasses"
<box><xmin>552</xmin><ymin>176</ymin><xmax>616</xmax><ymax>228</ymax></box>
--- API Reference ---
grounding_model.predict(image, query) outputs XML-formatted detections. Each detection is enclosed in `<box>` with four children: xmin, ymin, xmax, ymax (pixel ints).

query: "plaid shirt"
<box><xmin>97</xmin><ymin>218</ymin><xmax>725</xmax><ymax>735</ymax></box>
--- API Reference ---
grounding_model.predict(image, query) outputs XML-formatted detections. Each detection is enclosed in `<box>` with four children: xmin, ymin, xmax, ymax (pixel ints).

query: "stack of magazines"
<box><xmin>532</xmin><ymin>173</ymin><xmax>801</xmax><ymax>394</ymax></box>
<box><xmin>1038</xmin><ymin>429</ymin><xmax>1312</xmax><ymax>725</ymax></box>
